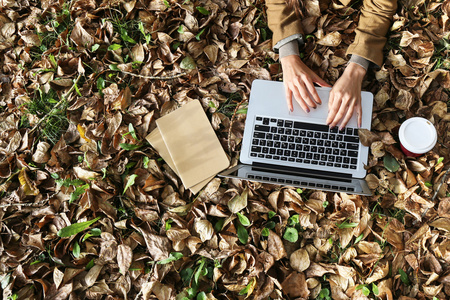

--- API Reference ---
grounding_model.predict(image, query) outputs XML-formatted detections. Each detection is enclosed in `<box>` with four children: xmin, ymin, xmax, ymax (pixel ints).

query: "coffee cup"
<box><xmin>398</xmin><ymin>117</ymin><xmax>437</xmax><ymax>157</ymax></box>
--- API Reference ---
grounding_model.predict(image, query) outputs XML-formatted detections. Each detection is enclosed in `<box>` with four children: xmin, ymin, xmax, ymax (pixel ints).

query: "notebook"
<box><xmin>219</xmin><ymin>79</ymin><xmax>373</xmax><ymax>195</ymax></box>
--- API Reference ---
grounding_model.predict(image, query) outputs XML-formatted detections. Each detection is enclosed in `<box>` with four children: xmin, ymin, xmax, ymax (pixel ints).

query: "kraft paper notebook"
<box><xmin>146</xmin><ymin>100</ymin><xmax>229</xmax><ymax>193</ymax></box>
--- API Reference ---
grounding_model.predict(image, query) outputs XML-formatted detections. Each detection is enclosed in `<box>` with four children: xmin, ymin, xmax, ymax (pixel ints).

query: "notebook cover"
<box><xmin>145</xmin><ymin>128</ymin><xmax>213</xmax><ymax>194</ymax></box>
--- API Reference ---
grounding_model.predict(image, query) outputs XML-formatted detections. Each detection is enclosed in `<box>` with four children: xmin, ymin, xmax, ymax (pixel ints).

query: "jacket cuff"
<box><xmin>279</xmin><ymin>40</ymin><xmax>301</xmax><ymax>58</ymax></box>
<box><xmin>273</xmin><ymin>34</ymin><xmax>304</xmax><ymax>54</ymax></box>
<box><xmin>349</xmin><ymin>55</ymin><xmax>370</xmax><ymax>70</ymax></box>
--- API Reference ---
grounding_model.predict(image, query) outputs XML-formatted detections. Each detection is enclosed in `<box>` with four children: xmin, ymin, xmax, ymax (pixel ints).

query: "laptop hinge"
<box><xmin>252</xmin><ymin>162</ymin><xmax>353</xmax><ymax>180</ymax></box>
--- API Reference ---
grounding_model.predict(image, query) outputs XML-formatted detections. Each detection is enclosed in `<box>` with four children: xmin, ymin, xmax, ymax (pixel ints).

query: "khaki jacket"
<box><xmin>266</xmin><ymin>0</ymin><xmax>398</xmax><ymax>67</ymax></box>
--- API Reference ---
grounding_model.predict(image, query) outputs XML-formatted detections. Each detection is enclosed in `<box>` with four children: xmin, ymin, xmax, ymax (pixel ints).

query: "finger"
<box><xmin>329</xmin><ymin>98</ymin><xmax>350</xmax><ymax>128</ymax></box>
<box><xmin>312</xmin><ymin>74</ymin><xmax>332</xmax><ymax>87</ymax></box>
<box><xmin>303</xmin><ymin>77</ymin><xmax>322</xmax><ymax>105</ymax></box>
<box><xmin>289</xmin><ymin>82</ymin><xmax>310</xmax><ymax>113</ymax></box>
<box><xmin>356</xmin><ymin>97</ymin><xmax>362</xmax><ymax>128</ymax></box>
<box><xmin>293</xmin><ymin>77</ymin><xmax>316</xmax><ymax>109</ymax></box>
<box><xmin>338</xmin><ymin>100</ymin><xmax>355</xmax><ymax>130</ymax></box>
<box><xmin>285</xmin><ymin>86</ymin><xmax>293</xmax><ymax>112</ymax></box>
<box><xmin>326</xmin><ymin>92</ymin><xmax>341</xmax><ymax>125</ymax></box>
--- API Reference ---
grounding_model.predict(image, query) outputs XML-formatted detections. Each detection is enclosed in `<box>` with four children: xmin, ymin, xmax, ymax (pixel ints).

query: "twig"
<box><xmin>120</xmin><ymin>70</ymin><xmax>187</xmax><ymax>80</ymax></box>
<box><xmin>29</xmin><ymin>74</ymin><xmax>82</xmax><ymax>134</ymax></box>
<box><xmin>0</xmin><ymin>200</ymin><xmax>48</xmax><ymax>209</ymax></box>
<box><xmin>227</xmin><ymin>98</ymin><xmax>247</xmax><ymax>154</ymax></box>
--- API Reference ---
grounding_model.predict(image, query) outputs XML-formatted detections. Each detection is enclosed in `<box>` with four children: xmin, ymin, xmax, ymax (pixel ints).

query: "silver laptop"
<box><xmin>219</xmin><ymin>79</ymin><xmax>373</xmax><ymax>195</ymax></box>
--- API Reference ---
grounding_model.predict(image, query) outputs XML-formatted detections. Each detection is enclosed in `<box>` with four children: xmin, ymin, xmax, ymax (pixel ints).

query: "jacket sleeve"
<box><xmin>265</xmin><ymin>0</ymin><xmax>305</xmax><ymax>52</ymax></box>
<box><xmin>346</xmin><ymin>0</ymin><xmax>398</xmax><ymax>67</ymax></box>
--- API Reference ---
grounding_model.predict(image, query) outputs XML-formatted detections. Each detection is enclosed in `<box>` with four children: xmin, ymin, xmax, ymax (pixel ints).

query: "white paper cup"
<box><xmin>398</xmin><ymin>117</ymin><xmax>437</xmax><ymax>157</ymax></box>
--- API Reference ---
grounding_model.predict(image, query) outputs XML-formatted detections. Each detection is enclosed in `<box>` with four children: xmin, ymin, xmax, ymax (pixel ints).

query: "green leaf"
<box><xmin>172</xmin><ymin>41</ymin><xmax>181</xmax><ymax>51</ymax></box>
<box><xmin>119</xmin><ymin>143</ymin><xmax>141</xmax><ymax>150</ymax></box>
<box><xmin>180</xmin><ymin>56</ymin><xmax>197</xmax><ymax>70</ymax></box>
<box><xmin>194</xmin><ymin>258</ymin><xmax>206</xmax><ymax>284</ymax></box>
<box><xmin>236</xmin><ymin>107</ymin><xmax>248</xmax><ymax>114</ymax></box>
<box><xmin>72</xmin><ymin>241</ymin><xmax>80</xmax><ymax>258</ymax></box>
<box><xmin>354</xmin><ymin>233</ymin><xmax>364</xmax><ymax>244</ymax></box>
<box><xmin>97</xmin><ymin>77</ymin><xmax>105</xmax><ymax>93</ymax></box>
<box><xmin>163</xmin><ymin>0</ymin><xmax>170</xmax><ymax>8</ymax></box>
<box><xmin>239</xmin><ymin>278</ymin><xmax>255</xmax><ymax>296</ymax></box>
<box><xmin>261</xmin><ymin>227</ymin><xmax>270</xmax><ymax>237</ymax></box>
<box><xmin>91</xmin><ymin>44</ymin><xmax>100</xmax><ymax>52</ymax></box>
<box><xmin>82</xmin><ymin>228</ymin><xmax>102</xmax><ymax>242</ymax></box>
<box><xmin>196</xmin><ymin>6</ymin><xmax>210</xmax><ymax>15</ymax></box>
<box><xmin>70</xmin><ymin>184</ymin><xmax>89</xmax><ymax>203</ymax></box>
<box><xmin>177</xmin><ymin>25</ymin><xmax>184</xmax><ymax>34</ymax></box>
<box><xmin>85</xmin><ymin>258</ymin><xmax>95</xmax><ymax>270</ymax></box>
<box><xmin>157</xmin><ymin>252</ymin><xmax>183</xmax><ymax>264</ymax></box>
<box><xmin>195</xmin><ymin>27</ymin><xmax>206</xmax><ymax>40</ymax></box>
<box><xmin>143</xmin><ymin>156</ymin><xmax>150</xmax><ymax>168</ymax></box>
<box><xmin>214</xmin><ymin>218</ymin><xmax>224</xmax><ymax>232</ymax></box>
<box><xmin>109</xmin><ymin>64</ymin><xmax>120</xmax><ymax>71</ymax></box>
<box><xmin>383</xmin><ymin>154</ymin><xmax>400</xmax><ymax>172</ymax></box>
<box><xmin>237</xmin><ymin>212</ymin><xmax>250</xmax><ymax>226</ymax></box>
<box><xmin>165</xmin><ymin>219</ymin><xmax>173</xmax><ymax>231</ymax></box>
<box><xmin>288</xmin><ymin>214</ymin><xmax>299</xmax><ymax>226</ymax></box>
<box><xmin>323</xmin><ymin>200</ymin><xmax>329</xmax><ymax>208</ymax></box>
<box><xmin>268</xmin><ymin>211</ymin><xmax>276</xmax><ymax>219</ymax></box>
<box><xmin>296</xmin><ymin>188</ymin><xmax>303</xmax><ymax>194</ymax></box>
<box><xmin>362</xmin><ymin>286</ymin><xmax>370</xmax><ymax>296</ymax></box>
<box><xmin>283</xmin><ymin>227</ymin><xmax>299</xmax><ymax>243</ymax></box>
<box><xmin>57</xmin><ymin>217</ymin><xmax>101</xmax><ymax>238</ymax></box>
<box><xmin>108</xmin><ymin>44</ymin><xmax>122</xmax><ymax>51</ymax></box>
<box><xmin>196</xmin><ymin>292</ymin><xmax>207</xmax><ymax>300</ymax></box>
<box><xmin>437</xmin><ymin>157</ymin><xmax>444</xmax><ymax>165</ymax></box>
<box><xmin>265</xmin><ymin>221</ymin><xmax>276</xmax><ymax>230</ymax></box>
<box><xmin>121</xmin><ymin>32</ymin><xmax>136</xmax><ymax>44</ymax></box>
<box><xmin>123</xmin><ymin>174</ymin><xmax>138</xmax><ymax>194</ymax></box>
<box><xmin>318</xmin><ymin>288</ymin><xmax>330</xmax><ymax>299</ymax></box>
<box><xmin>180</xmin><ymin>267</ymin><xmax>194</xmax><ymax>285</ymax></box>
<box><xmin>399</xmin><ymin>268</ymin><xmax>410</xmax><ymax>285</ymax></box>
<box><xmin>337</xmin><ymin>221</ymin><xmax>359</xmax><ymax>229</ymax></box>
<box><xmin>372</xmin><ymin>283</ymin><xmax>379</xmax><ymax>295</ymax></box>
<box><xmin>51</xmin><ymin>173</ymin><xmax>59</xmax><ymax>179</ymax></box>
<box><xmin>208</xmin><ymin>101</ymin><xmax>216</xmax><ymax>108</ymax></box>
<box><xmin>236</xmin><ymin>222</ymin><xmax>248</xmax><ymax>244</ymax></box>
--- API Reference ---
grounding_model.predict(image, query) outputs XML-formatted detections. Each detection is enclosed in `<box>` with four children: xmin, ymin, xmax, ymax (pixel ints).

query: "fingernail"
<box><xmin>306</xmin><ymin>108</ymin><xmax>310</xmax><ymax>113</ymax></box>
<box><xmin>313</xmin><ymin>106</ymin><xmax>317</xmax><ymax>109</ymax></box>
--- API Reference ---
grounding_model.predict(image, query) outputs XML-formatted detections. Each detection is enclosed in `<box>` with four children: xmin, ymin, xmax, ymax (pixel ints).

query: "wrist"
<box><xmin>345</xmin><ymin>62</ymin><xmax>366</xmax><ymax>81</ymax></box>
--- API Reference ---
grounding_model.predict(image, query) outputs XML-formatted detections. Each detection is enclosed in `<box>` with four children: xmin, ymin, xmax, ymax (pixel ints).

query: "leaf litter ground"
<box><xmin>0</xmin><ymin>0</ymin><xmax>449</xmax><ymax>299</ymax></box>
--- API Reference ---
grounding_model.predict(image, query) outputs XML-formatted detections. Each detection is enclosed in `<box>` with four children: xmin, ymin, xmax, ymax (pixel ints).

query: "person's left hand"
<box><xmin>326</xmin><ymin>62</ymin><xmax>367</xmax><ymax>130</ymax></box>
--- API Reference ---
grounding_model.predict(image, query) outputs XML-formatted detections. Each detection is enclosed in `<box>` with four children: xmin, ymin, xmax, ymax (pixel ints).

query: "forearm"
<box><xmin>346</xmin><ymin>0</ymin><xmax>398</xmax><ymax>67</ymax></box>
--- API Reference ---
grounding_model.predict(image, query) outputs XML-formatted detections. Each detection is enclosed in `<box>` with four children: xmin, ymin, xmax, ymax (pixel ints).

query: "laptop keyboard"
<box><xmin>250</xmin><ymin>116</ymin><xmax>360</xmax><ymax>170</ymax></box>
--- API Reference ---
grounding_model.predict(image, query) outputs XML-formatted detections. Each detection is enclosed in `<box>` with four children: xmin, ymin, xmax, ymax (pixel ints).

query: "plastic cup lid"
<box><xmin>399</xmin><ymin>117</ymin><xmax>437</xmax><ymax>154</ymax></box>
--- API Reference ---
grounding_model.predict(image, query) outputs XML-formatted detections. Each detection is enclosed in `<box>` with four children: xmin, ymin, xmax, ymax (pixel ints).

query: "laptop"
<box><xmin>219</xmin><ymin>79</ymin><xmax>373</xmax><ymax>195</ymax></box>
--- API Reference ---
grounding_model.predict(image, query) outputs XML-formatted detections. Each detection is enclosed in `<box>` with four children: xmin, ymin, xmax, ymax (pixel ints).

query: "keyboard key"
<box><xmin>293</xmin><ymin>129</ymin><xmax>299</xmax><ymax>135</ymax></box>
<box><xmin>306</xmin><ymin>153</ymin><xmax>313</xmax><ymax>159</ymax></box>
<box><xmin>292</xmin><ymin>151</ymin><xmax>298</xmax><ymax>157</ymax></box>
<box><xmin>343</xmin><ymin>157</ymin><xmax>350</xmax><ymax>164</ymax></box>
<box><xmin>281</xmin><ymin>157</ymin><xmax>287</xmax><ymax>161</ymax></box>
<box><xmin>251</xmin><ymin>153</ymin><xmax>257</xmax><ymax>157</ymax></box>
<box><xmin>271</xmin><ymin>127</ymin><xmax>277</xmax><ymax>133</ymax></box>
<box><xmin>284</xmin><ymin>150</ymin><xmax>291</xmax><ymax>156</ymax></box>
<box><xmin>339</xmin><ymin>128</ymin><xmax>345</xmax><ymax>134</ymax></box>
<box><xmin>277</xmin><ymin>149</ymin><xmax>283</xmax><ymax>155</ymax></box>
<box><xmin>314</xmin><ymin>154</ymin><xmax>320</xmax><ymax>160</ymax></box>
<box><xmin>350</xmin><ymin>165</ymin><xmax>357</xmax><ymax>169</ymax></box>
<box><xmin>299</xmin><ymin>152</ymin><xmax>305</xmax><ymax>158</ymax></box>
<box><xmin>326</xmin><ymin>148</ymin><xmax>332</xmax><ymax>154</ymax></box>
<box><xmin>258</xmin><ymin>154</ymin><xmax>264</xmax><ymax>158</ymax></box>
<box><xmin>281</xmin><ymin>143</ymin><xmax>288</xmax><ymax>149</ymax></box>
<box><xmin>288</xmin><ymin>136</ymin><xmax>294</xmax><ymax>142</ymax></box>
<box><xmin>317</xmin><ymin>140</ymin><xmax>324</xmax><ymax>146</ymax></box>
<box><xmin>296</xmin><ymin>159</ymin><xmax>303</xmax><ymax>163</ymax></box>
<box><xmin>296</xmin><ymin>144</ymin><xmax>303</xmax><ymax>150</ymax></box>
<box><xmin>332</xmin><ymin>142</ymin><xmax>338</xmax><ymax>148</ymax></box>
<box><xmin>330</xmin><ymin>127</ymin><xmax>338</xmax><ymax>133</ymax></box>
<box><xmin>303</xmin><ymin>138</ymin><xmax>309</xmax><ymax>144</ymax></box>
<box><xmin>328</xmin><ymin>156</ymin><xmax>335</xmax><ymax>162</ymax></box>
<box><xmin>252</xmin><ymin>139</ymin><xmax>259</xmax><ymax>145</ymax></box>
<box><xmin>348</xmin><ymin>151</ymin><xmax>358</xmax><ymax>157</ymax></box>
<box><xmin>274</xmin><ymin>134</ymin><xmax>280</xmax><ymax>141</ymax></box>
<box><xmin>347</xmin><ymin>143</ymin><xmax>359</xmax><ymax>150</ymax></box>
<box><xmin>353</xmin><ymin>128</ymin><xmax>359</xmax><ymax>136</ymax></box>
<box><xmin>275</xmin><ymin>142</ymin><xmax>281</xmax><ymax>148</ymax></box>
<box><xmin>325</xmin><ymin>141</ymin><xmax>331</xmax><ymax>147</ymax></box>
<box><xmin>322</xmin><ymin>133</ymin><xmax>328</xmax><ymax>139</ymax></box>
<box><xmin>310</xmin><ymin>139</ymin><xmax>317</xmax><ymax>145</ymax></box>
<box><xmin>343</xmin><ymin>165</ymin><xmax>349</xmax><ymax>169</ymax></box>
<box><xmin>336</xmin><ymin>156</ymin><xmax>343</xmax><ymax>163</ymax></box>
<box><xmin>314</xmin><ymin>132</ymin><xmax>321</xmax><ymax>138</ymax></box>
<box><xmin>260</xmin><ymin>140</ymin><xmax>266</xmax><ymax>146</ymax></box>
<box><xmin>263</xmin><ymin>118</ymin><xmax>269</xmax><ymax>125</ymax></box>
<box><xmin>336</xmin><ymin>135</ymin><xmax>343</xmax><ymax>141</ymax></box>
<box><xmin>294</xmin><ymin>122</ymin><xmax>329</xmax><ymax>132</ymax></box>
<box><xmin>351</xmin><ymin>158</ymin><xmax>357</xmax><ymax>165</ymax></box>
<box><xmin>312</xmin><ymin>161</ymin><xmax>318</xmax><ymax>165</ymax></box>
<box><xmin>288</xmin><ymin>158</ymin><xmax>295</xmax><ymax>162</ymax></box>
<box><xmin>340</xmin><ymin>150</ymin><xmax>347</xmax><ymax>156</ymax></box>
<box><xmin>255</xmin><ymin>125</ymin><xmax>270</xmax><ymax>132</ymax></box>
<box><xmin>339</xmin><ymin>142</ymin><xmax>346</xmax><ymax>148</ymax></box>
<box><xmin>256</xmin><ymin>116</ymin><xmax>262</xmax><ymax>121</ymax></box>
<box><xmin>334</xmin><ymin>163</ymin><xmax>342</xmax><ymax>168</ymax></box>
<box><xmin>251</xmin><ymin>146</ymin><xmax>261</xmax><ymax>153</ymax></box>
<box><xmin>321</xmin><ymin>154</ymin><xmax>327</xmax><ymax>161</ymax></box>
<box><xmin>270</xmin><ymin>148</ymin><xmax>276</xmax><ymax>154</ymax></box>
<box><xmin>277</xmin><ymin>120</ymin><xmax>284</xmax><ymax>126</ymax></box>
<box><xmin>289</xmin><ymin>143</ymin><xmax>295</xmax><ymax>150</ymax></box>
<box><xmin>273</xmin><ymin>156</ymin><xmax>280</xmax><ymax>160</ymax></box>
<box><xmin>318</xmin><ymin>147</ymin><xmax>325</xmax><ymax>153</ymax></box>
<box><xmin>307</xmin><ymin>131</ymin><xmax>313</xmax><ymax>138</ymax></box>
<box><xmin>344</xmin><ymin>136</ymin><xmax>359</xmax><ymax>143</ymax></box>
<box><xmin>346</xmin><ymin>128</ymin><xmax>353</xmax><ymax>135</ymax></box>
<box><xmin>254</xmin><ymin>132</ymin><xmax>265</xmax><ymax>138</ymax></box>
<box><xmin>319</xmin><ymin>161</ymin><xmax>326</xmax><ymax>166</ymax></box>
<box><xmin>329</xmin><ymin>134</ymin><xmax>336</xmax><ymax>140</ymax></box>
<box><xmin>304</xmin><ymin>145</ymin><xmax>310</xmax><ymax>152</ymax></box>
<box><xmin>304</xmin><ymin>160</ymin><xmax>311</xmax><ymax>164</ymax></box>
<box><xmin>281</xmin><ymin>135</ymin><xmax>287</xmax><ymax>141</ymax></box>
<box><xmin>266</xmin><ymin>133</ymin><xmax>273</xmax><ymax>140</ymax></box>
<box><xmin>311</xmin><ymin>146</ymin><xmax>318</xmax><ymax>152</ymax></box>
<box><xmin>286</xmin><ymin>129</ymin><xmax>292</xmax><ymax>135</ymax></box>
<box><xmin>271</xmin><ymin>118</ymin><xmax>277</xmax><ymax>123</ymax></box>
<box><xmin>333</xmin><ymin>149</ymin><xmax>339</xmax><ymax>155</ymax></box>
<box><xmin>327</xmin><ymin>162</ymin><xmax>333</xmax><ymax>166</ymax></box>
<box><xmin>262</xmin><ymin>147</ymin><xmax>269</xmax><ymax>153</ymax></box>
<box><xmin>278</xmin><ymin>128</ymin><xmax>284</xmax><ymax>134</ymax></box>
<box><xmin>285</xmin><ymin>120</ymin><xmax>293</xmax><ymax>128</ymax></box>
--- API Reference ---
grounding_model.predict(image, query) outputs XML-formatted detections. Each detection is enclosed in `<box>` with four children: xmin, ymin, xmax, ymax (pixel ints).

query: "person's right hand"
<box><xmin>280</xmin><ymin>55</ymin><xmax>331</xmax><ymax>113</ymax></box>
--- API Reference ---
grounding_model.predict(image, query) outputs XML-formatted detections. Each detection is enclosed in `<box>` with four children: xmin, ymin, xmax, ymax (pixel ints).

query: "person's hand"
<box><xmin>326</xmin><ymin>62</ymin><xmax>367</xmax><ymax>130</ymax></box>
<box><xmin>280</xmin><ymin>55</ymin><xmax>331</xmax><ymax>113</ymax></box>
